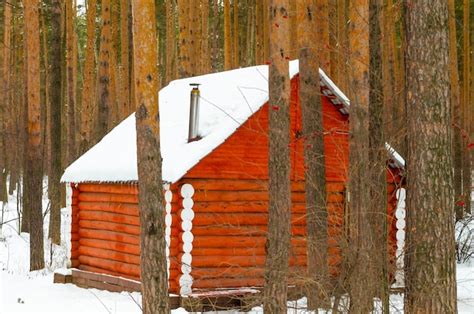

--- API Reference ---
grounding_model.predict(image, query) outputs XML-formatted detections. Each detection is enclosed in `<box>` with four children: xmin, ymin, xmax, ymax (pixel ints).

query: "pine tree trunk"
<box><xmin>461</xmin><ymin>0</ymin><xmax>471</xmax><ymax>215</ymax></box>
<box><xmin>120</xmin><ymin>0</ymin><xmax>130</xmax><ymax>116</ymax></box>
<box><xmin>1</xmin><ymin>0</ymin><xmax>12</xmax><ymax>203</ymax></box>
<box><xmin>66</xmin><ymin>0</ymin><xmax>77</xmax><ymax>164</ymax></box>
<box><xmin>24</xmin><ymin>0</ymin><xmax>45</xmax><ymax>271</ymax></box>
<box><xmin>80</xmin><ymin>0</ymin><xmax>97</xmax><ymax>154</ymax></box>
<box><xmin>347</xmin><ymin>0</ymin><xmax>373</xmax><ymax>311</ymax></box>
<box><xmin>316</xmin><ymin>0</ymin><xmax>329</xmax><ymax>70</ymax></box>
<box><xmin>264</xmin><ymin>1</ymin><xmax>291</xmax><ymax>312</ymax></box>
<box><xmin>131</xmin><ymin>0</ymin><xmax>169</xmax><ymax>312</ymax></box>
<box><xmin>232</xmin><ymin>0</ymin><xmax>239</xmax><ymax>68</ymax></box>
<box><xmin>201</xmin><ymin>0</ymin><xmax>209</xmax><ymax>74</ymax></box>
<box><xmin>47</xmin><ymin>0</ymin><xmax>63</xmax><ymax>245</ymax></box>
<box><xmin>448</xmin><ymin>0</ymin><xmax>464</xmax><ymax>220</ymax></box>
<box><xmin>212</xmin><ymin>0</ymin><xmax>219</xmax><ymax>71</ymax></box>
<box><xmin>297</xmin><ymin>1</ymin><xmax>330</xmax><ymax>310</ymax></box>
<box><xmin>178</xmin><ymin>0</ymin><xmax>190</xmax><ymax>77</ymax></box>
<box><xmin>404</xmin><ymin>1</ymin><xmax>457</xmax><ymax>312</ymax></box>
<box><xmin>224</xmin><ymin>0</ymin><xmax>232</xmax><ymax>70</ymax></box>
<box><xmin>165</xmin><ymin>0</ymin><xmax>176</xmax><ymax>84</ymax></box>
<box><xmin>97</xmin><ymin>0</ymin><xmax>112</xmax><ymax>139</ymax></box>
<box><xmin>368</xmin><ymin>0</ymin><xmax>388</xmax><ymax>310</ymax></box>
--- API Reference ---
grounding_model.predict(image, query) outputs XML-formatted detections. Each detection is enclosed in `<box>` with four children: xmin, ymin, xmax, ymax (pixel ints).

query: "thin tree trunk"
<box><xmin>297</xmin><ymin>1</ymin><xmax>330</xmax><ymax>310</ymax></box>
<box><xmin>448</xmin><ymin>0</ymin><xmax>464</xmax><ymax>220</ymax></box>
<box><xmin>80</xmin><ymin>0</ymin><xmax>96</xmax><ymax>154</ymax></box>
<box><xmin>47</xmin><ymin>0</ymin><xmax>63</xmax><ymax>245</ymax></box>
<box><xmin>201</xmin><ymin>0</ymin><xmax>209</xmax><ymax>74</ymax></box>
<box><xmin>66</xmin><ymin>0</ymin><xmax>77</xmax><ymax>164</ymax></box>
<box><xmin>347</xmin><ymin>0</ymin><xmax>373</xmax><ymax>311</ymax></box>
<box><xmin>232</xmin><ymin>0</ymin><xmax>239</xmax><ymax>68</ymax></box>
<box><xmin>24</xmin><ymin>0</ymin><xmax>45</xmax><ymax>271</ymax></box>
<box><xmin>212</xmin><ymin>0</ymin><xmax>219</xmax><ymax>71</ymax></box>
<box><xmin>316</xmin><ymin>0</ymin><xmax>329</xmax><ymax>70</ymax></box>
<box><xmin>224</xmin><ymin>0</ymin><xmax>232</xmax><ymax>70</ymax></box>
<box><xmin>97</xmin><ymin>0</ymin><xmax>112</xmax><ymax>139</ymax></box>
<box><xmin>178</xmin><ymin>0</ymin><xmax>190</xmax><ymax>77</ymax></box>
<box><xmin>165</xmin><ymin>0</ymin><xmax>176</xmax><ymax>84</ymax></box>
<box><xmin>404</xmin><ymin>0</ymin><xmax>457</xmax><ymax>312</ymax></box>
<box><xmin>264</xmin><ymin>0</ymin><xmax>291</xmax><ymax>312</ymax></box>
<box><xmin>131</xmin><ymin>0</ymin><xmax>169</xmax><ymax>312</ymax></box>
<box><xmin>369</xmin><ymin>0</ymin><xmax>388</xmax><ymax>311</ymax></box>
<box><xmin>461</xmin><ymin>0</ymin><xmax>471</xmax><ymax>215</ymax></box>
<box><xmin>120</xmin><ymin>0</ymin><xmax>130</xmax><ymax>117</ymax></box>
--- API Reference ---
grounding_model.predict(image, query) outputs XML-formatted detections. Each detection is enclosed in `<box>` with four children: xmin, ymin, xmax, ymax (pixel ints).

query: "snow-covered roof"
<box><xmin>61</xmin><ymin>60</ymin><xmax>403</xmax><ymax>184</ymax></box>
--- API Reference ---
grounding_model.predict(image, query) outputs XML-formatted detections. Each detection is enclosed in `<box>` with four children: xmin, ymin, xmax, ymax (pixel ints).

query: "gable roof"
<box><xmin>61</xmin><ymin>60</ymin><xmax>403</xmax><ymax>184</ymax></box>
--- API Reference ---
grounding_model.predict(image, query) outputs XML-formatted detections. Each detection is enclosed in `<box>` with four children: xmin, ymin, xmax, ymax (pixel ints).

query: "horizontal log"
<box><xmin>78</xmin><ymin>192</ymin><xmax>138</xmax><ymax>204</ymax></box>
<box><xmin>79</xmin><ymin>220</ymin><xmax>140</xmax><ymax>236</ymax></box>
<box><xmin>192</xmin><ymin>213</ymin><xmax>307</xmax><ymax>226</ymax></box>
<box><xmin>191</xmin><ymin>246</ymin><xmax>307</xmax><ymax>257</ymax></box>
<box><xmin>79</xmin><ymin>246</ymin><xmax>140</xmax><ymax>265</ymax></box>
<box><xmin>79</xmin><ymin>255</ymin><xmax>141</xmax><ymax>277</ymax></box>
<box><xmin>191</xmin><ymin>267</ymin><xmax>265</xmax><ymax>280</ymax></box>
<box><xmin>192</xmin><ymin>190</ymin><xmax>308</xmax><ymax>203</ymax></box>
<box><xmin>78</xmin><ymin>210</ymin><xmax>140</xmax><ymax>226</ymax></box>
<box><xmin>79</xmin><ymin>228</ymin><xmax>140</xmax><ymax>245</ymax></box>
<box><xmin>191</xmin><ymin>225</ymin><xmax>308</xmax><ymax>237</ymax></box>
<box><xmin>191</xmin><ymin>277</ymin><xmax>265</xmax><ymax>289</ymax></box>
<box><xmin>192</xmin><ymin>236</ymin><xmax>307</xmax><ymax>248</ymax></box>
<box><xmin>78</xmin><ymin>264</ymin><xmax>140</xmax><ymax>281</ymax></box>
<box><xmin>184</xmin><ymin>179</ymin><xmax>345</xmax><ymax>193</ymax></box>
<box><xmin>80</xmin><ymin>238</ymin><xmax>140</xmax><ymax>255</ymax></box>
<box><xmin>78</xmin><ymin>202</ymin><xmax>139</xmax><ymax>216</ymax></box>
<box><xmin>79</xmin><ymin>183</ymin><xmax>139</xmax><ymax>195</ymax></box>
<box><xmin>189</xmin><ymin>255</ymin><xmax>306</xmax><ymax>268</ymax></box>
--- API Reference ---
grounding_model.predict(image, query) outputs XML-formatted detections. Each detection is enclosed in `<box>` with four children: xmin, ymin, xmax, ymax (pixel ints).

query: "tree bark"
<box><xmin>47</xmin><ymin>0</ymin><xmax>63</xmax><ymax>245</ymax></box>
<box><xmin>131</xmin><ymin>0</ymin><xmax>169</xmax><ymax>312</ymax></box>
<box><xmin>448</xmin><ymin>0</ymin><xmax>464</xmax><ymax>220</ymax></box>
<box><xmin>461</xmin><ymin>0</ymin><xmax>471</xmax><ymax>215</ymax></box>
<box><xmin>80</xmin><ymin>0</ymin><xmax>96</xmax><ymax>154</ymax></box>
<box><xmin>347</xmin><ymin>0</ymin><xmax>373</xmax><ymax>312</ymax></box>
<box><xmin>264</xmin><ymin>1</ymin><xmax>291</xmax><ymax>312</ymax></box>
<box><xmin>65</xmin><ymin>0</ymin><xmax>77</xmax><ymax>164</ymax></box>
<box><xmin>24</xmin><ymin>0</ymin><xmax>45</xmax><ymax>271</ymax></box>
<box><xmin>224</xmin><ymin>0</ymin><xmax>231</xmax><ymax>70</ymax></box>
<box><xmin>369</xmin><ymin>0</ymin><xmax>388</xmax><ymax>310</ymax></box>
<box><xmin>404</xmin><ymin>0</ymin><xmax>457</xmax><ymax>312</ymax></box>
<box><xmin>178</xmin><ymin>0</ymin><xmax>190</xmax><ymax>77</ymax></box>
<box><xmin>297</xmin><ymin>1</ymin><xmax>330</xmax><ymax>310</ymax></box>
<box><xmin>97</xmin><ymin>0</ymin><xmax>112</xmax><ymax>139</ymax></box>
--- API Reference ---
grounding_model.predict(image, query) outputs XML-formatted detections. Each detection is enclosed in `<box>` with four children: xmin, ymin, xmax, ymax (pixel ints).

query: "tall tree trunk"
<box><xmin>328</xmin><ymin>0</ymin><xmax>338</xmax><ymax>79</ymax></box>
<box><xmin>297</xmin><ymin>1</ymin><xmax>330</xmax><ymax>310</ymax></box>
<box><xmin>97</xmin><ymin>0</ymin><xmax>112</xmax><ymax>139</ymax></box>
<box><xmin>131</xmin><ymin>0</ymin><xmax>169</xmax><ymax>312</ymax></box>
<box><xmin>178</xmin><ymin>0</ymin><xmax>190</xmax><ymax>77</ymax></box>
<box><xmin>404</xmin><ymin>0</ymin><xmax>457</xmax><ymax>312</ymax></box>
<box><xmin>212</xmin><ymin>0</ymin><xmax>219</xmax><ymax>71</ymax></box>
<box><xmin>316</xmin><ymin>0</ymin><xmax>329</xmax><ymax>70</ymax></box>
<box><xmin>47</xmin><ymin>0</ymin><xmax>63</xmax><ymax>245</ymax></box>
<box><xmin>347</xmin><ymin>0</ymin><xmax>373</xmax><ymax>312</ymax></box>
<box><xmin>461</xmin><ymin>0</ymin><xmax>471</xmax><ymax>215</ymax></box>
<box><xmin>369</xmin><ymin>0</ymin><xmax>388</xmax><ymax>311</ymax></box>
<box><xmin>1</xmin><ymin>0</ymin><xmax>12</xmax><ymax>204</ymax></box>
<box><xmin>165</xmin><ymin>0</ymin><xmax>176</xmax><ymax>84</ymax></box>
<box><xmin>232</xmin><ymin>0</ymin><xmax>239</xmax><ymax>68</ymax></box>
<box><xmin>24</xmin><ymin>0</ymin><xmax>45</xmax><ymax>271</ymax></box>
<box><xmin>448</xmin><ymin>0</ymin><xmax>463</xmax><ymax>220</ymax></box>
<box><xmin>120</xmin><ymin>0</ymin><xmax>130</xmax><ymax>115</ymax></box>
<box><xmin>264</xmin><ymin>0</ymin><xmax>291</xmax><ymax>312</ymax></box>
<box><xmin>66</xmin><ymin>0</ymin><xmax>77</xmax><ymax>164</ymax></box>
<box><xmin>80</xmin><ymin>0</ymin><xmax>97</xmax><ymax>154</ymax></box>
<box><xmin>224</xmin><ymin>0</ymin><xmax>231</xmax><ymax>70</ymax></box>
<box><xmin>201</xmin><ymin>0</ymin><xmax>209</xmax><ymax>74</ymax></box>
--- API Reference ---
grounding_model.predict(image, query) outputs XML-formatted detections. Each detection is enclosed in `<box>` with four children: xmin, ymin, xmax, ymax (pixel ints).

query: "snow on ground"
<box><xmin>1</xmin><ymin>181</ymin><xmax>474</xmax><ymax>313</ymax></box>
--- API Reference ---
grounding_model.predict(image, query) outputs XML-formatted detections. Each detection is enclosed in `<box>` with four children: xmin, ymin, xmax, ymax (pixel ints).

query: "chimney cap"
<box><xmin>190</xmin><ymin>83</ymin><xmax>201</xmax><ymax>88</ymax></box>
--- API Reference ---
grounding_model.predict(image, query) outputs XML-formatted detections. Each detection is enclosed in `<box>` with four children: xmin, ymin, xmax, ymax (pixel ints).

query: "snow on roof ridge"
<box><xmin>61</xmin><ymin>61</ymin><xmax>404</xmax><ymax>184</ymax></box>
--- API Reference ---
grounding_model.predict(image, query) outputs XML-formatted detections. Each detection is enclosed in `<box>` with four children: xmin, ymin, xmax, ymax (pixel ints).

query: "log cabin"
<box><xmin>61</xmin><ymin>61</ymin><xmax>406</xmax><ymax>296</ymax></box>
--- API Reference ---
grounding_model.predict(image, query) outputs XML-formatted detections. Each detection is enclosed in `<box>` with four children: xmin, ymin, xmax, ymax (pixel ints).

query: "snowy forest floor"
<box><xmin>0</xmin><ymin>182</ymin><xmax>473</xmax><ymax>313</ymax></box>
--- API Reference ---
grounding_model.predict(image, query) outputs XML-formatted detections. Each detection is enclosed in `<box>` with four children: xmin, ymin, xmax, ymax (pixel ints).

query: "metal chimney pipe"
<box><xmin>188</xmin><ymin>84</ymin><xmax>201</xmax><ymax>142</ymax></box>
